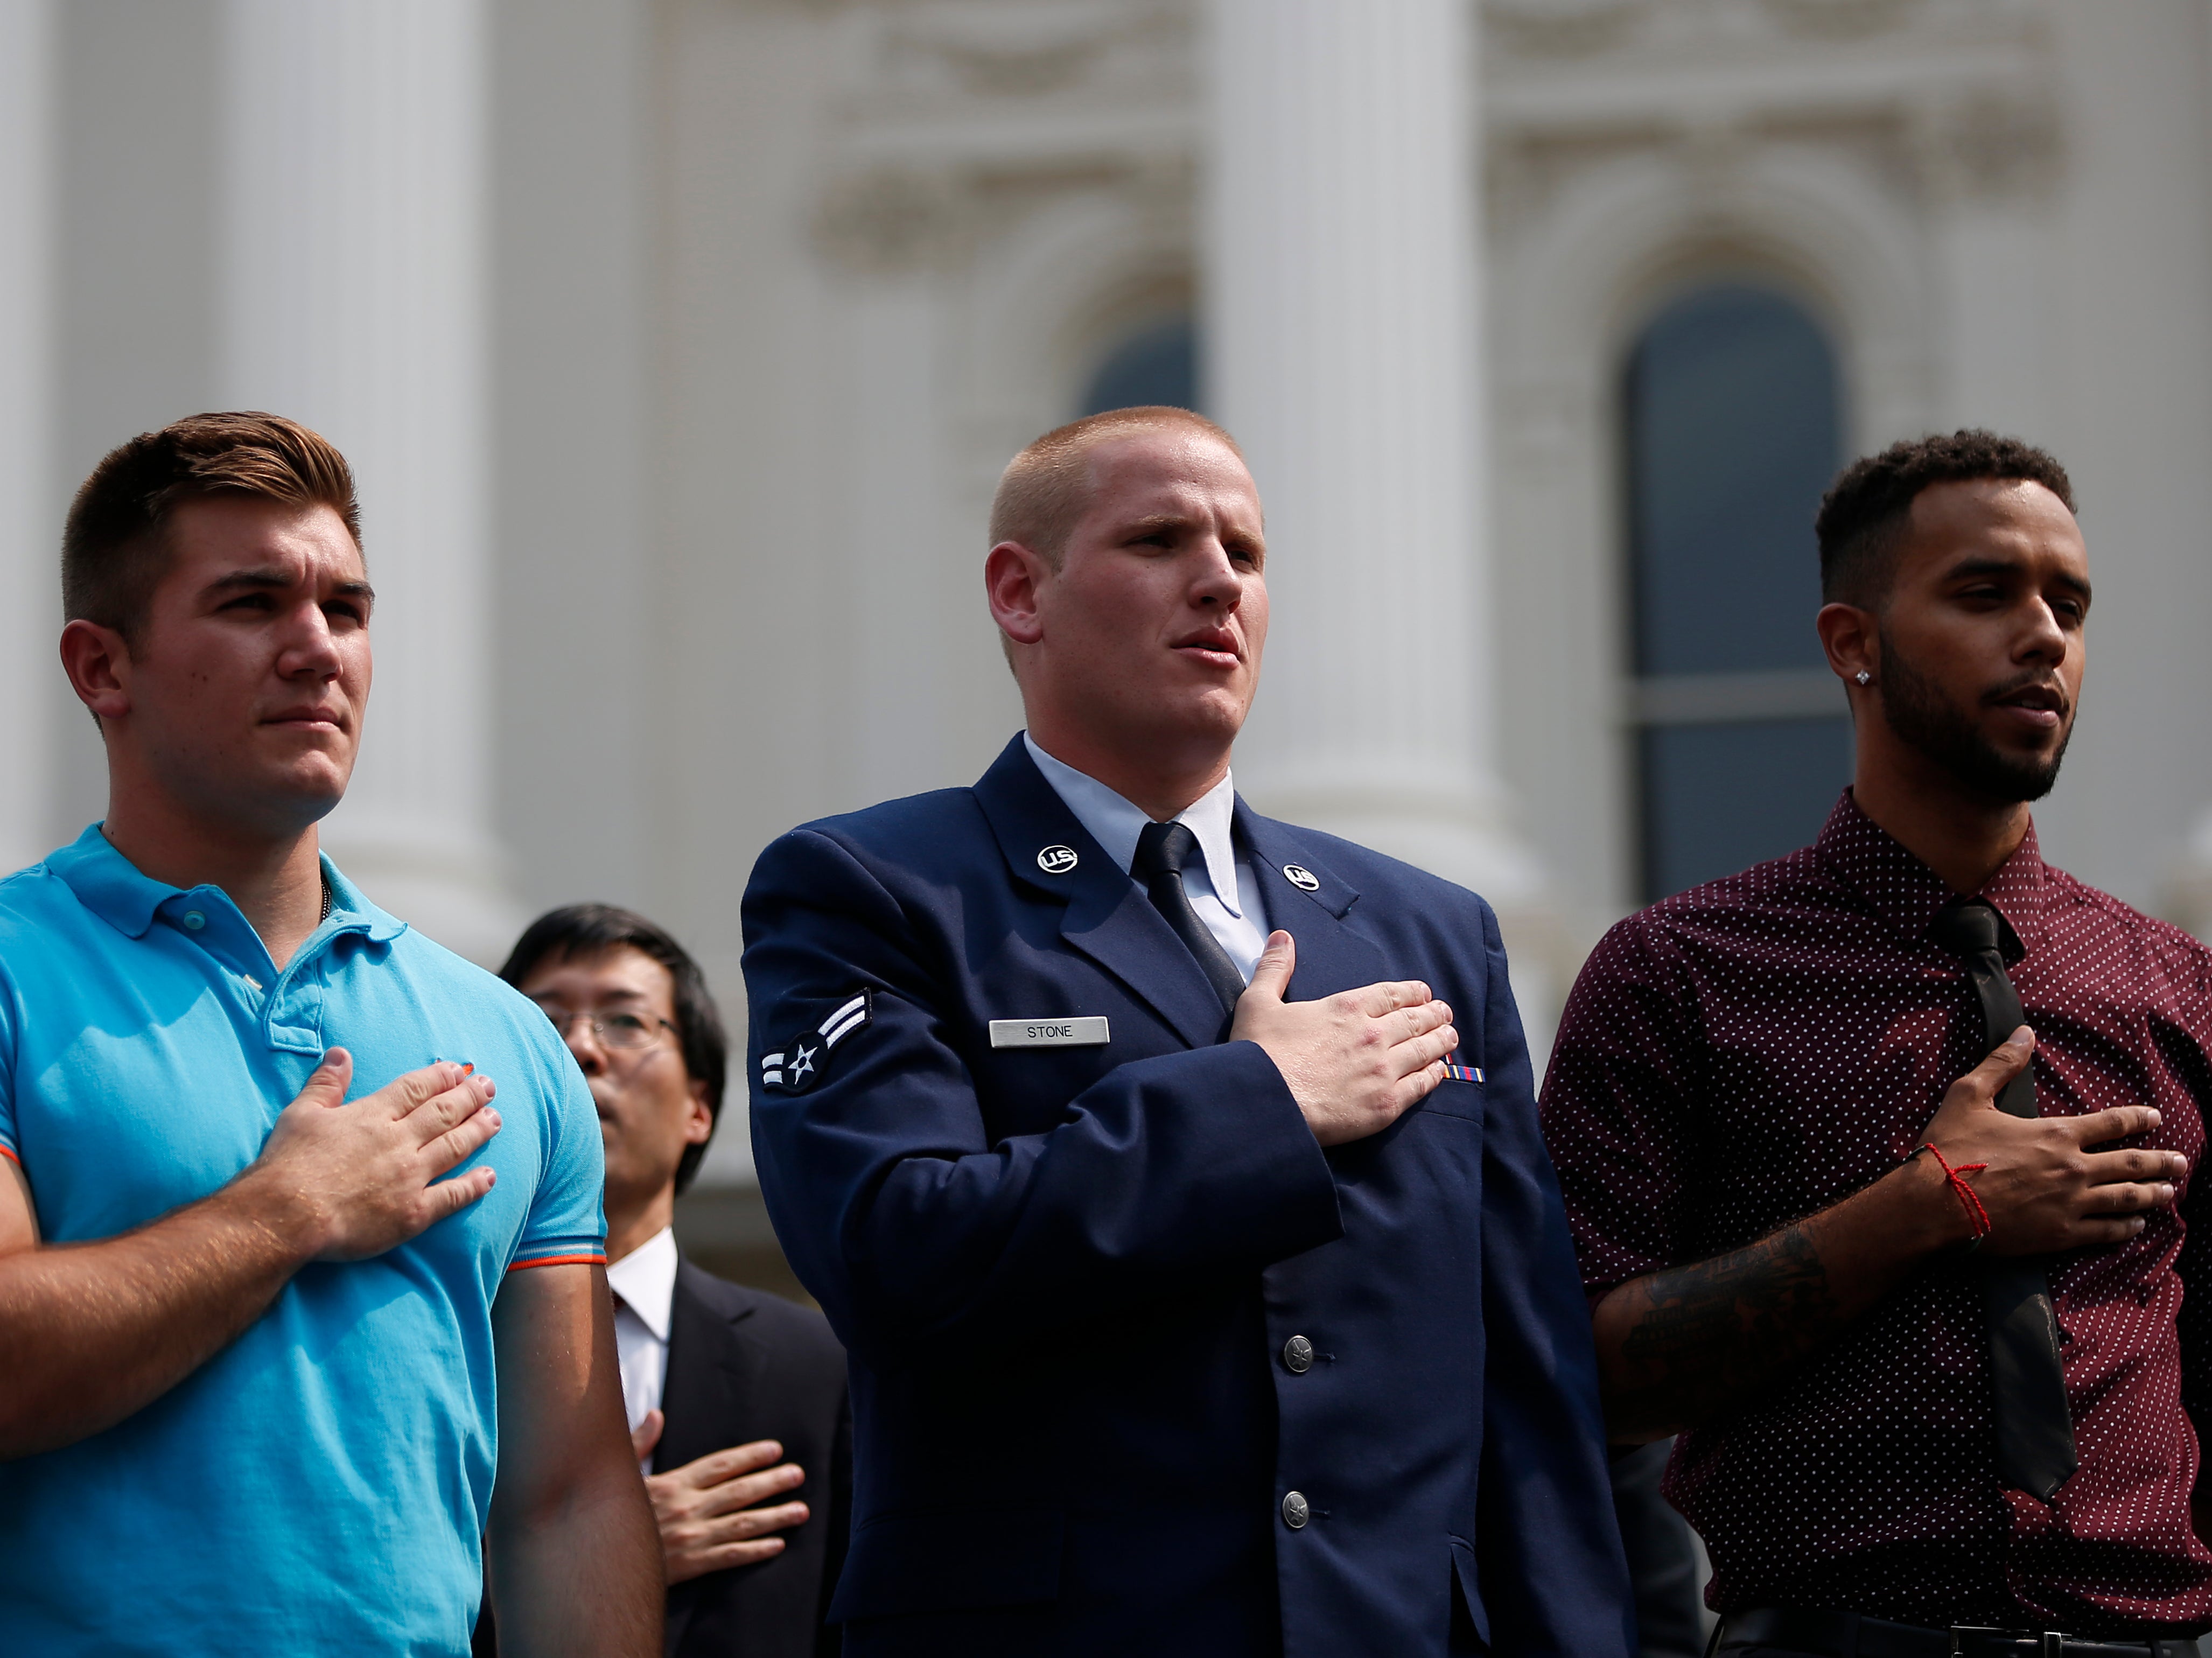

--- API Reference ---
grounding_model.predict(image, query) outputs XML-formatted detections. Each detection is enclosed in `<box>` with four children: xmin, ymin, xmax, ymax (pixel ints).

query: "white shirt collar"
<box><xmin>1022</xmin><ymin>733</ymin><xmax>1246</xmax><ymax>917</ymax></box>
<box><xmin>604</xmin><ymin>1224</ymin><xmax>678</xmax><ymax>1342</ymax></box>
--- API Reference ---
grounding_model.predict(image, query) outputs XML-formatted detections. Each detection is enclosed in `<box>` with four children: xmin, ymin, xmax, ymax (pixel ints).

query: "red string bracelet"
<box><xmin>1910</xmin><ymin>1141</ymin><xmax>1992</xmax><ymax>1243</ymax></box>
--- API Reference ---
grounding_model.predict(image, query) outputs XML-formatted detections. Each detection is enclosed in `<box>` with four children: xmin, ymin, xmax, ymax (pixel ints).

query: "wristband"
<box><xmin>1908</xmin><ymin>1141</ymin><xmax>1992</xmax><ymax>1247</ymax></box>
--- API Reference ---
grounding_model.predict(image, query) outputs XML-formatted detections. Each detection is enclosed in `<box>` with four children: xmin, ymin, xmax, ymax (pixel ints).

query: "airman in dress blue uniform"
<box><xmin>743</xmin><ymin>408</ymin><xmax>1633</xmax><ymax>1657</ymax></box>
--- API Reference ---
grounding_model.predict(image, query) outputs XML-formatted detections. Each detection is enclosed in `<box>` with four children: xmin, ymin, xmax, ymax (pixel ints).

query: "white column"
<box><xmin>843</xmin><ymin>282</ymin><xmax>954</xmax><ymax>806</ymax></box>
<box><xmin>0</xmin><ymin>0</ymin><xmax>51</xmax><ymax>876</ymax></box>
<box><xmin>1202</xmin><ymin>1</ymin><xmax>1544</xmax><ymax>915</ymax></box>
<box><xmin>218</xmin><ymin>0</ymin><xmax>518</xmax><ymax>962</ymax></box>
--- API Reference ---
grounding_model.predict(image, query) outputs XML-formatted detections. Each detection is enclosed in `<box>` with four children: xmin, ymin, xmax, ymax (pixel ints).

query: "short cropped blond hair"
<box><xmin>988</xmin><ymin>406</ymin><xmax>1242</xmax><ymax>568</ymax></box>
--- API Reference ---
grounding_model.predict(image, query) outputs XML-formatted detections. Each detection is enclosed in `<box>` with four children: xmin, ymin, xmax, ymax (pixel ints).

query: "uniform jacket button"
<box><xmin>1282</xmin><ymin>1335</ymin><xmax>1314</xmax><ymax>1374</ymax></box>
<box><xmin>1281</xmin><ymin>1490</ymin><xmax>1310</xmax><ymax>1530</ymax></box>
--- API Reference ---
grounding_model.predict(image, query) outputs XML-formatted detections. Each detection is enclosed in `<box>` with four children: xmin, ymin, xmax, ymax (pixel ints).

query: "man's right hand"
<box><xmin>1919</xmin><ymin>1026</ymin><xmax>2186</xmax><ymax>1254</ymax></box>
<box><xmin>1593</xmin><ymin>1025</ymin><xmax>2189</xmax><ymax>1443</ymax></box>
<box><xmin>1230</xmin><ymin>931</ymin><xmax>1458</xmax><ymax>1148</ymax></box>
<box><xmin>629</xmin><ymin>1411</ymin><xmax>811</xmax><ymax>1583</ymax></box>
<box><xmin>239</xmin><ymin>1050</ymin><xmax>503</xmax><ymax>1262</ymax></box>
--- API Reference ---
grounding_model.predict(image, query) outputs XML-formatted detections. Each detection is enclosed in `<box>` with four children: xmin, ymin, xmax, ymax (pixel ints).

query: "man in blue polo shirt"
<box><xmin>0</xmin><ymin>412</ymin><xmax>661</xmax><ymax>1655</ymax></box>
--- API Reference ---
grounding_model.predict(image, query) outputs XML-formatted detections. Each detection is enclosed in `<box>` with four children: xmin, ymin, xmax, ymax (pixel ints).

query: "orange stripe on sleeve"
<box><xmin>0</xmin><ymin>1143</ymin><xmax>20</xmax><ymax>1166</ymax></box>
<box><xmin>506</xmin><ymin>1251</ymin><xmax>607</xmax><ymax>1272</ymax></box>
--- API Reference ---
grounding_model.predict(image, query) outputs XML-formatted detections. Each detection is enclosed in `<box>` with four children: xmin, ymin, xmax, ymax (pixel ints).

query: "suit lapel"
<box><xmin>656</xmin><ymin>1260</ymin><xmax>761</xmax><ymax>1654</ymax></box>
<box><xmin>1236</xmin><ymin>805</ymin><xmax>1390</xmax><ymax>1000</ymax></box>
<box><xmin>656</xmin><ymin>1260</ymin><xmax>761</xmax><ymax>1473</ymax></box>
<box><xmin>971</xmin><ymin>736</ymin><xmax>1228</xmax><ymax>1049</ymax></box>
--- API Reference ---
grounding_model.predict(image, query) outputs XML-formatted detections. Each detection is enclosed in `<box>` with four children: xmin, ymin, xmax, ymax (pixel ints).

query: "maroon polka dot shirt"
<box><xmin>1541</xmin><ymin>791</ymin><xmax>2212</xmax><ymax>1634</ymax></box>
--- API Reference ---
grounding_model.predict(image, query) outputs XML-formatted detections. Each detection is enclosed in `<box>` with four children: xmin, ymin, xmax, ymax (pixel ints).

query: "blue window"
<box><xmin>1624</xmin><ymin>283</ymin><xmax>1849</xmax><ymax>901</ymax></box>
<box><xmin>1079</xmin><ymin>314</ymin><xmax>1201</xmax><ymax>417</ymax></box>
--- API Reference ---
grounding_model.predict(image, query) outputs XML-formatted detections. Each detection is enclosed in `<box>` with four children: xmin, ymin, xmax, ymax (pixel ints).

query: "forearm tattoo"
<box><xmin>1613</xmin><ymin>1223</ymin><xmax>1839</xmax><ymax>1432</ymax></box>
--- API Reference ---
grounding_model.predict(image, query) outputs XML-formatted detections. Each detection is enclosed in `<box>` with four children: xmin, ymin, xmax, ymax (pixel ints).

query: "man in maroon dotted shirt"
<box><xmin>1541</xmin><ymin>431</ymin><xmax>2212</xmax><ymax>1657</ymax></box>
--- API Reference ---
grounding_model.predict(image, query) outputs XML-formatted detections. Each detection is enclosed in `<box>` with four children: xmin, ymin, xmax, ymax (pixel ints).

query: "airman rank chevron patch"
<box><xmin>760</xmin><ymin>990</ymin><xmax>872</xmax><ymax>1095</ymax></box>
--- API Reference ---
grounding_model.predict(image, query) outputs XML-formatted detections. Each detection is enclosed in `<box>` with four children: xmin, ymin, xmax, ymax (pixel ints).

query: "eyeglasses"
<box><xmin>538</xmin><ymin>1008</ymin><xmax>676</xmax><ymax>1051</ymax></box>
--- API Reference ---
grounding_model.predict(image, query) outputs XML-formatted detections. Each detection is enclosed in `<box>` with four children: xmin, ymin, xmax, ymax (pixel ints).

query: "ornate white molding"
<box><xmin>1760</xmin><ymin>0</ymin><xmax>1924</xmax><ymax>41</ymax></box>
<box><xmin>813</xmin><ymin>150</ymin><xmax>1192</xmax><ymax>275</ymax></box>
<box><xmin>832</xmin><ymin>0</ymin><xmax>1191</xmax><ymax>117</ymax></box>
<box><xmin>1485</xmin><ymin>0</ymin><xmax>2062</xmax><ymax>230</ymax></box>
<box><xmin>811</xmin><ymin>1</ymin><xmax>1196</xmax><ymax>276</ymax></box>
<box><xmin>882</xmin><ymin>2</ymin><xmax>1183</xmax><ymax>100</ymax></box>
<box><xmin>1487</xmin><ymin>0</ymin><xmax>2042</xmax><ymax>65</ymax></box>
<box><xmin>1903</xmin><ymin>85</ymin><xmax>2062</xmax><ymax>204</ymax></box>
<box><xmin>1484</xmin><ymin>0</ymin><xmax>1648</xmax><ymax>60</ymax></box>
<box><xmin>814</xmin><ymin>164</ymin><xmax>976</xmax><ymax>274</ymax></box>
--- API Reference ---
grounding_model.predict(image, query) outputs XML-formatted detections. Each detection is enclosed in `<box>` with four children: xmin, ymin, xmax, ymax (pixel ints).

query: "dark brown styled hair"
<box><xmin>62</xmin><ymin>411</ymin><xmax>362</xmax><ymax>645</ymax></box>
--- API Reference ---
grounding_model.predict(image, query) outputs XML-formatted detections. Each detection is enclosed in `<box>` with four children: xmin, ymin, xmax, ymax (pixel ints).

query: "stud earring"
<box><xmin>1854</xmin><ymin>670</ymin><xmax>1872</xmax><ymax>686</ymax></box>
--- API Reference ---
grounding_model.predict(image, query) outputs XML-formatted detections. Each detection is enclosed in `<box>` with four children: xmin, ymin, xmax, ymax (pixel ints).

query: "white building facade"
<box><xmin>9</xmin><ymin>0</ymin><xmax>2212</xmax><ymax>1257</ymax></box>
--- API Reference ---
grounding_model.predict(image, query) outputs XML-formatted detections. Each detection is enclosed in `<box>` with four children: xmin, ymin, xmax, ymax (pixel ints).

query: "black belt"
<box><xmin>1714</xmin><ymin>1607</ymin><xmax>2204</xmax><ymax>1658</ymax></box>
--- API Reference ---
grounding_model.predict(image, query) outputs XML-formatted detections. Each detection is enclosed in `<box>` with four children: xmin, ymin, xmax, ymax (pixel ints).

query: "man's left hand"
<box><xmin>629</xmin><ymin>1410</ymin><xmax>811</xmax><ymax>1583</ymax></box>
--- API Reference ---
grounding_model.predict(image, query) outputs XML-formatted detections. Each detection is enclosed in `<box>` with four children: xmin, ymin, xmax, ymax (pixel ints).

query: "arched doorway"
<box><xmin>1077</xmin><ymin>314</ymin><xmax>1201</xmax><ymax>416</ymax></box>
<box><xmin>1623</xmin><ymin>282</ymin><xmax>1850</xmax><ymax>901</ymax></box>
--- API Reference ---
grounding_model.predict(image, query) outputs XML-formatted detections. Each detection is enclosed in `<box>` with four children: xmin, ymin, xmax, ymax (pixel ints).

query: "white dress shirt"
<box><xmin>1023</xmin><ymin>732</ymin><xmax>1268</xmax><ymax>982</ymax></box>
<box><xmin>607</xmin><ymin>1224</ymin><xmax>680</xmax><ymax>1466</ymax></box>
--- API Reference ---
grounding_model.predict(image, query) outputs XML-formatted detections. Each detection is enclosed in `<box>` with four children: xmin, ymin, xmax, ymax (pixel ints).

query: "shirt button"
<box><xmin>1281</xmin><ymin>1491</ymin><xmax>1310</xmax><ymax>1530</ymax></box>
<box><xmin>181</xmin><ymin>911</ymin><xmax>206</xmax><ymax>931</ymax></box>
<box><xmin>1283</xmin><ymin>1335</ymin><xmax>1314</xmax><ymax>1374</ymax></box>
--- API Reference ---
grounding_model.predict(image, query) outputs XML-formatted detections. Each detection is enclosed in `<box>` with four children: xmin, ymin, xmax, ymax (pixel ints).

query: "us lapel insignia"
<box><xmin>1281</xmin><ymin>864</ymin><xmax>1320</xmax><ymax>892</ymax></box>
<box><xmin>760</xmin><ymin>990</ymin><xmax>872</xmax><ymax>1094</ymax></box>
<box><xmin>1037</xmin><ymin>844</ymin><xmax>1079</xmax><ymax>875</ymax></box>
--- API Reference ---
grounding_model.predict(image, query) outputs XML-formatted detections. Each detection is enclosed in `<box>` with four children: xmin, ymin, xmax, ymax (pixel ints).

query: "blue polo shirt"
<box><xmin>0</xmin><ymin>826</ymin><xmax>606</xmax><ymax>1656</ymax></box>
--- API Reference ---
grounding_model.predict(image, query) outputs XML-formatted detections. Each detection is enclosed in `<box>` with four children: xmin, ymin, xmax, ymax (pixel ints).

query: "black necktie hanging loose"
<box><xmin>1928</xmin><ymin>897</ymin><xmax>2078</xmax><ymax>1502</ymax></box>
<box><xmin>1132</xmin><ymin>820</ymin><xmax>1248</xmax><ymax>1017</ymax></box>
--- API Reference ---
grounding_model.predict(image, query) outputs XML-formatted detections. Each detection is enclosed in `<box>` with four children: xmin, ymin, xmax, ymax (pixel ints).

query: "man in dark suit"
<box><xmin>501</xmin><ymin>906</ymin><xmax>851</xmax><ymax>1658</ymax></box>
<box><xmin>741</xmin><ymin>408</ymin><xmax>1633</xmax><ymax>1656</ymax></box>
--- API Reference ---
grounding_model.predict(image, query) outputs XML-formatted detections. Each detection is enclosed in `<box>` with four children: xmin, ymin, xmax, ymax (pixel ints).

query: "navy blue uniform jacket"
<box><xmin>743</xmin><ymin>737</ymin><xmax>1631</xmax><ymax>1657</ymax></box>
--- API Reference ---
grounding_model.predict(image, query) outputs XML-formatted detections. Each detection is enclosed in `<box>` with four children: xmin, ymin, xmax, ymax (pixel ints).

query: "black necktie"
<box><xmin>1132</xmin><ymin>821</ymin><xmax>1247</xmax><ymax>1016</ymax></box>
<box><xmin>1928</xmin><ymin>898</ymin><xmax>2078</xmax><ymax>1502</ymax></box>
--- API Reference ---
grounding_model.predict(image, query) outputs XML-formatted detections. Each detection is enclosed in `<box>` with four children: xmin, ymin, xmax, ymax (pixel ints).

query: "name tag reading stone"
<box><xmin>990</xmin><ymin>1017</ymin><xmax>1111</xmax><ymax>1050</ymax></box>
